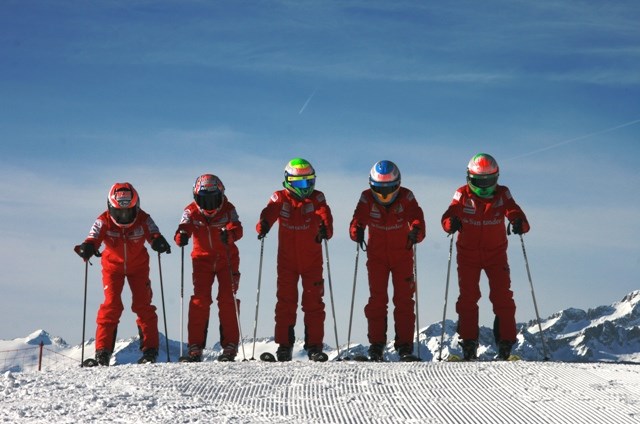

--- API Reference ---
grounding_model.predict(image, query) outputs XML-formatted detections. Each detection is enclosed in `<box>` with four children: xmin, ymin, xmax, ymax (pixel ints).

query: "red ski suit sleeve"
<box><xmin>175</xmin><ymin>199</ymin><xmax>243</xmax><ymax>260</ymax></box>
<box><xmin>441</xmin><ymin>185</ymin><xmax>529</xmax><ymax>251</ymax></box>
<box><xmin>84</xmin><ymin>209</ymin><xmax>161</xmax><ymax>272</ymax></box>
<box><xmin>349</xmin><ymin>187</ymin><xmax>426</xmax><ymax>251</ymax></box>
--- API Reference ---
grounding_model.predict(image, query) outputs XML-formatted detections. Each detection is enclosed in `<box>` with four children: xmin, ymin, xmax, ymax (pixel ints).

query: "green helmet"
<box><xmin>467</xmin><ymin>153</ymin><xmax>499</xmax><ymax>198</ymax></box>
<box><xmin>283</xmin><ymin>158</ymin><xmax>316</xmax><ymax>199</ymax></box>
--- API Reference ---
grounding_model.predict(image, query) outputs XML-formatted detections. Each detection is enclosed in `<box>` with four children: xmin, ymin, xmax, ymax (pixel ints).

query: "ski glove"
<box><xmin>407</xmin><ymin>226</ymin><xmax>420</xmax><ymax>244</ymax></box>
<box><xmin>151</xmin><ymin>235</ymin><xmax>171</xmax><ymax>253</ymax></box>
<box><xmin>257</xmin><ymin>219</ymin><xmax>270</xmax><ymax>240</ymax></box>
<box><xmin>174</xmin><ymin>231</ymin><xmax>189</xmax><ymax>247</ymax></box>
<box><xmin>75</xmin><ymin>242</ymin><xmax>95</xmax><ymax>260</ymax></box>
<box><xmin>315</xmin><ymin>223</ymin><xmax>328</xmax><ymax>243</ymax></box>
<box><xmin>220</xmin><ymin>229</ymin><xmax>229</xmax><ymax>245</ymax></box>
<box><xmin>355</xmin><ymin>226</ymin><xmax>365</xmax><ymax>244</ymax></box>
<box><xmin>446</xmin><ymin>216</ymin><xmax>462</xmax><ymax>234</ymax></box>
<box><xmin>510</xmin><ymin>218</ymin><xmax>525</xmax><ymax>235</ymax></box>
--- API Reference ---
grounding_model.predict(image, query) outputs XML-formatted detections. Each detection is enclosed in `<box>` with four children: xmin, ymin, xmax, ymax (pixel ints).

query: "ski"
<box><xmin>309</xmin><ymin>352</ymin><xmax>329</xmax><ymax>362</ymax></box>
<box><xmin>445</xmin><ymin>354</ymin><xmax>521</xmax><ymax>362</ymax></box>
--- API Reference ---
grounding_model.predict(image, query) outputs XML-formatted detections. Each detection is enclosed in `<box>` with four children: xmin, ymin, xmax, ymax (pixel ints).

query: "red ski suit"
<box><xmin>257</xmin><ymin>189</ymin><xmax>333</xmax><ymax>350</ymax></box>
<box><xmin>349</xmin><ymin>188</ymin><xmax>425</xmax><ymax>350</ymax></box>
<box><xmin>441</xmin><ymin>184</ymin><xmax>529</xmax><ymax>343</ymax></box>
<box><xmin>176</xmin><ymin>199</ymin><xmax>242</xmax><ymax>350</ymax></box>
<box><xmin>84</xmin><ymin>210</ymin><xmax>162</xmax><ymax>352</ymax></box>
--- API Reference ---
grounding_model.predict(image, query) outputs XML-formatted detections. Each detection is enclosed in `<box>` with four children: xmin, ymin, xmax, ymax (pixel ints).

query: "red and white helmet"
<box><xmin>193</xmin><ymin>174</ymin><xmax>225</xmax><ymax>215</ymax></box>
<box><xmin>467</xmin><ymin>153</ymin><xmax>499</xmax><ymax>197</ymax></box>
<box><xmin>107</xmin><ymin>182</ymin><xmax>140</xmax><ymax>227</ymax></box>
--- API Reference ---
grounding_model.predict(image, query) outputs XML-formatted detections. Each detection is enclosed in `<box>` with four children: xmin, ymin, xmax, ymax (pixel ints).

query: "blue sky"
<box><xmin>1</xmin><ymin>1</ymin><xmax>639</xmax><ymax>349</ymax></box>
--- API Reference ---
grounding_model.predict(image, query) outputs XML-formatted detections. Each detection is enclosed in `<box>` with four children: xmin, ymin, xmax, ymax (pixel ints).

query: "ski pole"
<box><xmin>80</xmin><ymin>259</ymin><xmax>89</xmax><ymax>366</ymax></box>
<box><xmin>251</xmin><ymin>238</ymin><xmax>265</xmax><ymax>360</ymax></box>
<box><xmin>437</xmin><ymin>235</ymin><xmax>454</xmax><ymax>361</ymax></box>
<box><xmin>519</xmin><ymin>234</ymin><xmax>550</xmax><ymax>360</ymax></box>
<box><xmin>345</xmin><ymin>243</ymin><xmax>360</xmax><ymax>360</ymax></box>
<box><xmin>223</xmin><ymin>231</ymin><xmax>246</xmax><ymax>361</ymax></box>
<box><xmin>323</xmin><ymin>239</ymin><xmax>341</xmax><ymax>359</ymax></box>
<box><xmin>413</xmin><ymin>243</ymin><xmax>421</xmax><ymax>360</ymax></box>
<box><xmin>180</xmin><ymin>246</ymin><xmax>184</xmax><ymax>358</ymax></box>
<box><xmin>157</xmin><ymin>251</ymin><xmax>171</xmax><ymax>362</ymax></box>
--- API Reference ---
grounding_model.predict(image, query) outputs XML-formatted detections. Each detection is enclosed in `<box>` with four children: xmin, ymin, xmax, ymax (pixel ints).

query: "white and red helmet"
<box><xmin>107</xmin><ymin>182</ymin><xmax>140</xmax><ymax>227</ymax></box>
<box><xmin>467</xmin><ymin>153</ymin><xmax>499</xmax><ymax>197</ymax></box>
<box><xmin>193</xmin><ymin>174</ymin><xmax>225</xmax><ymax>215</ymax></box>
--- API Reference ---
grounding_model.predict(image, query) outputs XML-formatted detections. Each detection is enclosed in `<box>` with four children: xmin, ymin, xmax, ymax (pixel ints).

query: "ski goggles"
<box><xmin>468</xmin><ymin>174</ymin><xmax>498</xmax><ymax>188</ymax></box>
<box><xmin>370</xmin><ymin>182</ymin><xmax>400</xmax><ymax>197</ymax></box>
<box><xmin>287</xmin><ymin>174</ymin><xmax>316</xmax><ymax>189</ymax></box>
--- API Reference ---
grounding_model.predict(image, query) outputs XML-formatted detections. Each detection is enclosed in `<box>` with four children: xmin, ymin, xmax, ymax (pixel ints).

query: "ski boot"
<box><xmin>397</xmin><ymin>344</ymin><xmax>420</xmax><ymax>362</ymax></box>
<box><xmin>138</xmin><ymin>348</ymin><xmax>158</xmax><ymax>364</ymax></box>
<box><xmin>497</xmin><ymin>340</ymin><xmax>514</xmax><ymax>360</ymax></box>
<box><xmin>368</xmin><ymin>343</ymin><xmax>385</xmax><ymax>362</ymax></box>
<box><xmin>460</xmin><ymin>339</ymin><xmax>478</xmax><ymax>361</ymax></box>
<box><xmin>276</xmin><ymin>345</ymin><xmax>293</xmax><ymax>362</ymax></box>
<box><xmin>179</xmin><ymin>344</ymin><xmax>203</xmax><ymax>363</ymax></box>
<box><xmin>83</xmin><ymin>349</ymin><xmax>112</xmax><ymax>367</ymax></box>
<box><xmin>307</xmin><ymin>346</ymin><xmax>329</xmax><ymax>362</ymax></box>
<box><xmin>217</xmin><ymin>344</ymin><xmax>237</xmax><ymax>362</ymax></box>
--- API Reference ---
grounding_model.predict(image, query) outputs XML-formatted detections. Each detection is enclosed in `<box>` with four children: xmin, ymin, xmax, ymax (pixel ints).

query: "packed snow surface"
<box><xmin>3</xmin><ymin>360</ymin><xmax>640</xmax><ymax>423</ymax></box>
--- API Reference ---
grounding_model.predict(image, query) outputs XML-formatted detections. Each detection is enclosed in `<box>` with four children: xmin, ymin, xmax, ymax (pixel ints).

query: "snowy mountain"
<box><xmin>2</xmin><ymin>291</ymin><xmax>639</xmax><ymax>372</ymax></box>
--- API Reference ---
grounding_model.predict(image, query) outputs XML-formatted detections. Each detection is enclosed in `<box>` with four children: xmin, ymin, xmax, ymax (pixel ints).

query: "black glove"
<box><xmin>220</xmin><ymin>229</ymin><xmax>229</xmax><ymax>245</ymax></box>
<box><xmin>174</xmin><ymin>231</ymin><xmax>189</xmax><ymax>247</ymax></box>
<box><xmin>355</xmin><ymin>226</ymin><xmax>365</xmax><ymax>244</ymax></box>
<box><xmin>510</xmin><ymin>218</ymin><xmax>523</xmax><ymax>235</ymax></box>
<box><xmin>257</xmin><ymin>219</ymin><xmax>270</xmax><ymax>240</ymax></box>
<box><xmin>151</xmin><ymin>235</ymin><xmax>171</xmax><ymax>253</ymax></box>
<box><xmin>315</xmin><ymin>223</ymin><xmax>328</xmax><ymax>243</ymax></box>
<box><xmin>408</xmin><ymin>226</ymin><xmax>420</xmax><ymax>244</ymax></box>
<box><xmin>447</xmin><ymin>216</ymin><xmax>462</xmax><ymax>234</ymax></box>
<box><xmin>75</xmin><ymin>242</ymin><xmax>95</xmax><ymax>260</ymax></box>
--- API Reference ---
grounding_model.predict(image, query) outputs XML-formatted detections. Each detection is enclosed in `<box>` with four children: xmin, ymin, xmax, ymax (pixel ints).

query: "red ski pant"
<box><xmin>364</xmin><ymin>253</ymin><xmax>416</xmax><ymax>349</ymax></box>
<box><xmin>274</xmin><ymin>263</ymin><xmax>325</xmax><ymax>349</ymax></box>
<box><xmin>188</xmin><ymin>256</ymin><xmax>240</xmax><ymax>349</ymax></box>
<box><xmin>455</xmin><ymin>247</ymin><xmax>517</xmax><ymax>342</ymax></box>
<box><xmin>96</xmin><ymin>265</ymin><xmax>158</xmax><ymax>352</ymax></box>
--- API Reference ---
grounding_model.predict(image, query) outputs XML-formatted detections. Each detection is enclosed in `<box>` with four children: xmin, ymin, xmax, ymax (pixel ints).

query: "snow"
<box><xmin>3</xmin><ymin>290</ymin><xmax>640</xmax><ymax>423</ymax></box>
<box><xmin>3</xmin><ymin>359</ymin><xmax>640</xmax><ymax>423</ymax></box>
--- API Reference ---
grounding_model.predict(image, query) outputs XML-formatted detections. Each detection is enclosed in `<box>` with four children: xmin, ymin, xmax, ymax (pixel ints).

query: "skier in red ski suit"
<box><xmin>174</xmin><ymin>174</ymin><xmax>243</xmax><ymax>362</ymax></box>
<box><xmin>441</xmin><ymin>153</ymin><xmax>530</xmax><ymax>360</ymax></box>
<box><xmin>256</xmin><ymin>158</ymin><xmax>333</xmax><ymax>362</ymax></box>
<box><xmin>349</xmin><ymin>160</ymin><xmax>426</xmax><ymax>361</ymax></box>
<box><xmin>75</xmin><ymin>182</ymin><xmax>171</xmax><ymax>366</ymax></box>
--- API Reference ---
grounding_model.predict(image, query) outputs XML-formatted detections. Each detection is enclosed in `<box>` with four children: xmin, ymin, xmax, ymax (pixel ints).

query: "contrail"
<box><xmin>505</xmin><ymin>117</ymin><xmax>640</xmax><ymax>161</ymax></box>
<box><xmin>298</xmin><ymin>89</ymin><xmax>318</xmax><ymax>115</ymax></box>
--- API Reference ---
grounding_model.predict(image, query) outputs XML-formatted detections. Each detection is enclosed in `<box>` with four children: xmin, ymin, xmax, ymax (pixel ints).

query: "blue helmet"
<box><xmin>369</xmin><ymin>160</ymin><xmax>401</xmax><ymax>205</ymax></box>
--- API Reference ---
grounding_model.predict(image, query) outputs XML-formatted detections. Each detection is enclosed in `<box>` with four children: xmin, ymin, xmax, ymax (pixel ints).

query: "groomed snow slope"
<box><xmin>3</xmin><ymin>361</ymin><xmax>639</xmax><ymax>423</ymax></box>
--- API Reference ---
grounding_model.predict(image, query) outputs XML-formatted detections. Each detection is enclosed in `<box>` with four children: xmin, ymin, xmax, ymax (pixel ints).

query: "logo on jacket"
<box><xmin>463</xmin><ymin>199</ymin><xmax>476</xmax><ymax>214</ymax></box>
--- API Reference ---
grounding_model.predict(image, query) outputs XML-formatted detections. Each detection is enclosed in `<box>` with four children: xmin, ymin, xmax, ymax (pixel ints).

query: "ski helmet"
<box><xmin>193</xmin><ymin>174</ymin><xmax>225</xmax><ymax>215</ymax></box>
<box><xmin>107</xmin><ymin>182</ymin><xmax>140</xmax><ymax>227</ymax></box>
<box><xmin>369</xmin><ymin>160</ymin><xmax>401</xmax><ymax>205</ymax></box>
<box><xmin>283</xmin><ymin>158</ymin><xmax>315</xmax><ymax>199</ymax></box>
<box><xmin>467</xmin><ymin>153</ymin><xmax>499</xmax><ymax>198</ymax></box>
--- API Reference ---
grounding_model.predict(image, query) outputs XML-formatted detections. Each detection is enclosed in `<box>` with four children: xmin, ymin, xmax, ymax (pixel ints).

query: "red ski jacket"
<box><xmin>349</xmin><ymin>187</ymin><xmax>425</xmax><ymax>253</ymax></box>
<box><xmin>176</xmin><ymin>199</ymin><xmax>243</xmax><ymax>259</ymax></box>
<box><xmin>257</xmin><ymin>189</ymin><xmax>333</xmax><ymax>259</ymax></box>
<box><xmin>441</xmin><ymin>185</ymin><xmax>529</xmax><ymax>251</ymax></box>
<box><xmin>84</xmin><ymin>209</ymin><xmax>161</xmax><ymax>273</ymax></box>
